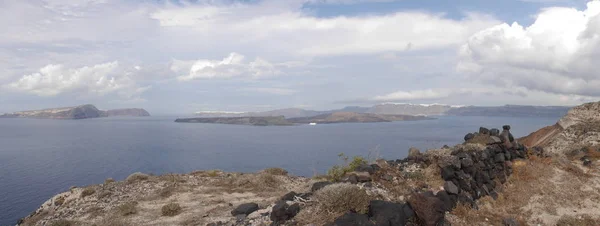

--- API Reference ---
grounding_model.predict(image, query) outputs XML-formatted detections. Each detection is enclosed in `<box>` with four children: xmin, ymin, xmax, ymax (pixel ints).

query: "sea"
<box><xmin>0</xmin><ymin>115</ymin><xmax>558</xmax><ymax>225</ymax></box>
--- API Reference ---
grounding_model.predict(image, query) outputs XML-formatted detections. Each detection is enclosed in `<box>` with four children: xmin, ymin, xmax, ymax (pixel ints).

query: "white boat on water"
<box><xmin>309</xmin><ymin>122</ymin><xmax>317</xmax><ymax>125</ymax></box>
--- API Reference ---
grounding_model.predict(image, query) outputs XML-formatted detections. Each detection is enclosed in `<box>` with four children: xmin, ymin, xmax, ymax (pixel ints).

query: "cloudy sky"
<box><xmin>1</xmin><ymin>0</ymin><xmax>599</xmax><ymax>114</ymax></box>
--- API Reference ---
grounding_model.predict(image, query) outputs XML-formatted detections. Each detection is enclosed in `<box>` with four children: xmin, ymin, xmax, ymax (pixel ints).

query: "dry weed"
<box><xmin>161</xmin><ymin>203</ymin><xmax>182</xmax><ymax>217</ymax></box>
<box><xmin>262</xmin><ymin>167</ymin><xmax>289</xmax><ymax>176</ymax></box>
<box><xmin>125</xmin><ymin>172</ymin><xmax>149</xmax><ymax>184</ymax></box>
<box><xmin>117</xmin><ymin>201</ymin><xmax>138</xmax><ymax>216</ymax></box>
<box><xmin>80</xmin><ymin>187</ymin><xmax>96</xmax><ymax>198</ymax></box>
<box><xmin>556</xmin><ymin>215</ymin><xmax>600</xmax><ymax>226</ymax></box>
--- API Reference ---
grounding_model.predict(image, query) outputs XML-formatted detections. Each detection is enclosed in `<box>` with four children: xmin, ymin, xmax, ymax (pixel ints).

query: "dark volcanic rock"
<box><xmin>441</xmin><ymin>166</ymin><xmax>456</xmax><ymax>180</ymax></box>
<box><xmin>444</xmin><ymin>181</ymin><xmax>459</xmax><ymax>195</ymax></box>
<box><xmin>311</xmin><ymin>181</ymin><xmax>333</xmax><ymax>192</ymax></box>
<box><xmin>327</xmin><ymin>212</ymin><xmax>375</xmax><ymax>226</ymax></box>
<box><xmin>495</xmin><ymin>153</ymin><xmax>506</xmax><ymax>163</ymax></box>
<box><xmin>408</xmin><ymin>193</ymin><xmax>445</xmax><ymax>226</ymax></box>
<box><xmin>280</xmin><ymin>191</ymin><xmax>297</xmax><ymax>201</ymax></box>
<box><xmin>490</xmin><ymin>128</ymin><xmax>500</xmax><ymax>136</ymax></box>
<box><xmin>270</xmin><ymin>201</ymin><xmax>300</xmax><ymax>222</ymax></box>
<box><xmin>464</xmin><ymin>133</ymin><xmax>475</xmax><ymax>141</ymax></box>
<box><xmin>342</xmin><ymin>174</ymin><xmax>359</xmax><ymax>184</ymax></box>
<box><xmin>356</xmin><ymin>164</ymin><xmax>376</xmax><ymax>174</ymax></box>
<box><xmin>435</xmin><ymin>191</ymin><xmax>455</xmax><ymax>212</ymax></box>
<box><xmin>368</xmin><ymin>200</ymin><xmax>408</xmax><ymax>226</ymax></box>
<box><xmin>231</xmin><ymin>203</ymin><xmax>259</xmax><ymax>216</ymax></box>
<box><xmin>479</xmin><ymin>127</ymin><xmax>490</xmax><ymax>134</ymax></box>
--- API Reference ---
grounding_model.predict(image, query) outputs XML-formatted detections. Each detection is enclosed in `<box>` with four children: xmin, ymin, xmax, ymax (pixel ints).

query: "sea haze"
<box><xmin>0</xmin><ymin>116</ymin><xmax>557</xmax><ymax>225</ymax></box>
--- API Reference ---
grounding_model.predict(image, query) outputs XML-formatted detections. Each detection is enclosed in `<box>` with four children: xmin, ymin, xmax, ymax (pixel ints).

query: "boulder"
<box><xmin>461</xmin><ymin>158</ymin><xmax>474</xmax><ymax>168</ymax></box>
<box><xmin>444</xmin><ymin>181</ymin><xmax>459</xmax><ymax>195</ymax></box>
<box><xmin>408</xmin><ymin>193</ymin><xmax>445</xmax><ymax>226</ymax></box>
<box><xmin>368</xmin><ymin>200</ymin><xmax>409</xmax><ymax>226</ymax></box>
<box><xmin>280</xmin><ymin>191</ymin><xmax>297</xmax><ymax>201</ymax></box>
<box><xmin>490</xmin><ymin>128</ymin><xmax>500</xmax><ymax>136</ymax></box>
<box><xmin>353</xmin><ymin>171</ymin><xmax>372</xmax><ymax>183</ymax></box>
<box><xmin>464</xmin><ymin>133</ymin><xmax>475</xmax><ymax>141</ymax></box>
<box><xmin>408</xmin><ymin>147</ymin><xmax>421</xmax><ymax>157</ymax></box>
<box><xmin>327</xmin><ymin>212</ymin><xmax>375</xmax><ymax>226</ymax></box>
<box><xmin>342</xmin><ymin>174</ymin><xmax>359</xmax><ymax>184</ymax></box>
<box><xmin>488</xmin><ymin>136</ymin><xmax>501</xmax><ymax>144</ymax></box>
<box><xmin>231</xmin><ymin>203</ymin><xmax>259</xmax><ymax>216</ymax></box>
<box><xmin>270</xmin><ymin>201</ymin><xmax>301</xmax><ymax>222</ymax></box>
<box><xmin>435</xmin><ymin>191</ymin><xmax>456</xmax><ymax>212</ymax></box>
<box><xmin>479</xmin><ymin>127</ymin><xmax>490</xmax><ymax>134</ymax></box>
<box><xmin>438</xmin><ymin>155</ymin><xmax>461</xmax><ymax>169</ymax></box>
<box><xmin>441</xmin><ymin>166</ymin><xmax>456</xmax><ymax>180</ymax></box>
<box><xmin>356</xmin><ymin>165</ymin><xmax>376</xmax><ymax>174</ymax></box>
<box><xmin>311</xmin><ymin>181</ymin><xmax>333</xmax><ymax>192</ymax></box>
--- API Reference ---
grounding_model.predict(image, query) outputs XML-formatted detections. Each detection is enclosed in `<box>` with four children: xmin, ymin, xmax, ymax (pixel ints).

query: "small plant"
<box><xmin>117</xmin><ymin>201</ymin><xmax>138</xmax><ymax>216</ymax></box>
<box><xmin>161</xmin><ymin>202</ymin><xmax>182</xmax><ymax>216</ymax></box>
<box><xmin>158</xmin><ymin>185</ymin><xmax>175</xmax><ymax>198</ymax></box>
<box><xmin>80</xmin><ymin>187</ymin><xmax>96</xmax><ymax>198</ymax></box>
<box><xmin>326</xmin><ymin>153</ymin><xmax>368</xmax><ymax>182</ymax></box>
<box><xmin>104</xmin><ymin>178</ymin><xmax>115</xmax><ymax>184</ymax></box>
<box><xmin>206</xmin><ymin>170</ymin><xmax>220</xmax><ymax>177</ymax></box>
<box><xmin>556</xmin><ymin>215</ymin><xmax>599</xmax><ymax>226</ymax></box>
<box><xmin>54</xmin><ymin>196</ymin><xmax>65</xmax><ymax>206</ymax></box>
<box><xmin>126</xmin><ymin>172</ymin><xmax>149</xmax><ymax>183</ymax></box>
<box><xmin>263</xmin><ymin>167</ymin><xmax>288</xmax><ymax>176</ymax></box>
<box><xmin>97</xmin><ymin>191</ymin><xmax>112</xmax><ymax>199</ymax></box>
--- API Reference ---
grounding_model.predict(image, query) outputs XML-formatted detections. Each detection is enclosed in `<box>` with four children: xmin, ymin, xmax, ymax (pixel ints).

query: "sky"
<box><xmin>1</xmin><ymin>0</ymin><xmax>599</xmax><ymax>114</ymax></box>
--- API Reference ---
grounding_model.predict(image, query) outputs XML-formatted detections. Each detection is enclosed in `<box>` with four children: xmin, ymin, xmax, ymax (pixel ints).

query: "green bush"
<box><xmin>326</xmin><ymin>153</ymin><xmax>368</xmax><ymax>182</ymax></box>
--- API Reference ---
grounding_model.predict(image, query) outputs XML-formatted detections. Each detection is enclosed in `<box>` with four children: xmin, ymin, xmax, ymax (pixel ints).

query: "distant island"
<box><xmin>175</xmin><ymin>116</ymin><xmax>292</xmax><ymax>126</ymax></box>
<box><xmin>175</xmin><ymin>112</ymin><xmax>432</xmax><ymax>126</ymax></box>
<box><xmin>0</xmin><ymin>104</ymin><xmax>151</xmax><ymax>119</ymax></box>
<box><xmin>194</xmin><ymin>103</ymin><xmax>571</xmax><ymax>118</ymax></box>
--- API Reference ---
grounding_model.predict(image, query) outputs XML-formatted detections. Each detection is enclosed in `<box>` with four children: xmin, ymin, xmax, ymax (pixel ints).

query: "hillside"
<box><xmin>288</xmin><ymin>112</ymin><xmax>431</xmax><ymax>124</ymax></box>
<box><xmin>447</xmin><ymin>105</ymin><xmax>570</xmax><ymax>117</ymax></box>
<box><xmin>102</xmin><ymin>109</ymin><xmax>150</xmax><ymax>117</ymax></box>
<box><xmin>175</xmin><ymin>116</ymin><xmax>293</xmax><ymax>126</ymax></box>
<box><xmin>520</xmin><ymin>101</ymin><xmax>600</xmax><ymax>154</ymax></box>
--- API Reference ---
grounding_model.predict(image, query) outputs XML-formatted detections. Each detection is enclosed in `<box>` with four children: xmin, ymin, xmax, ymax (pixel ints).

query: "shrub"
<box><xmin>104</xmin><ymin>178</ymin><xmax>115</xmax><ymax>184</ymax></box>
<box><xmin>161</xmin><ymin>203</ymin><xmax>182</xmax><ymax>216</ymax></box>
<box><xmin>54</xmin><ymin>196</ymin><xmax>65</xmax><ymax>206</ymax></box>
<box><xmin>80</xmin><ymin>187</ymin><xmax>96</xmax><ymax>198</ymax></box>
<box><xmin>126</xmin><ymin>172</ymin><xmax>149</xmax><ymax>183</ymax></box>
<box><xmin>263</xmin><ymin>167</ymin><xmax>288</xmax><ymax>176</ymax></box>
<box><xmin>326</xmin><ymin>153</ymin><xmax>368</xmax><ymax>182</ymax></box>
<box><xmin>313</xmin><ymin>183</ymin><xmax>371</xmax><ymax>214</ymax></box>
<box><xmin>117</xmin><ymin>201</ymin><xmax>138</xmax><ymax>216</ymax></box>
<box><xmin>158</xmin><ymin>185</ymin><xmax>175</xmax><ymax>198</ymax></box>
<box><xmin>206</xmin><ymin>170</ymin><xmax>220</xmax><ymax>177</ymax></box>
<box><xmin>50</xmin><ymin>219</ymin><xmax>74</xmax><ymax>226</ymax></box>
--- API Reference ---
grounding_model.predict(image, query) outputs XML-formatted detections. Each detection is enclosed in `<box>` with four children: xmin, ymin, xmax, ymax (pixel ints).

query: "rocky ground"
<box><xmin>18</xmin><ymin>102</ymin><xmax>600</xmax><ymax>226</ymax></box>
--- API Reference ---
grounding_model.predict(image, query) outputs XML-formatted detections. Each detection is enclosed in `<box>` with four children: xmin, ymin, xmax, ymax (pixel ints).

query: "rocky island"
<box><xmin>175</xmin><ymin>116</ymin><xmax>293</xmax><ymax>126</ymax></box>
<box><xmin>0</xmin><ymin>105</ymin><xmax>151</xmax><ymax>119</ymax></box>
<box><xmin>175</xmin><ymin>112</ymin><xmax>432</xmax><ymax>126</ymax></box>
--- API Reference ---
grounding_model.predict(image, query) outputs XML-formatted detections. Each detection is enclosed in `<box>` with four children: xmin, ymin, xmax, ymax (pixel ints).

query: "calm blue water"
<box><xmin>0</xmin><ymin>116</ymin><xmax>558</xmax><ymax>225</ymax></box>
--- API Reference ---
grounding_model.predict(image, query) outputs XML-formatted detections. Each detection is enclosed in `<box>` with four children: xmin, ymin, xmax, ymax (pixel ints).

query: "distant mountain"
<box><xmin>366</xmin><ymin>103</ymin><xmax>456</xmax><ymax>116</ymax></box>
<box><xmin>193</xmin><ymin>104</ymin><xmax>572</xmax><ymax>118</ymax></box>
<box><xmin>175</xmin><ymin>116</ymin><xmax>292</xmax><ymax>126</ymax></box>
<box><xmin>0</xmin><ymin>105</ymin><xmax>151</xmax><ymax>119</ymax></box>
<box><xmin>446</xmin><ymin>105</ymin><xmax>570</xmax><ymax>117</ymax></box>
<box><xmin>288</xmin><ymin>112</ymin><xmax>431</xmax><ymax>124</ymax></box>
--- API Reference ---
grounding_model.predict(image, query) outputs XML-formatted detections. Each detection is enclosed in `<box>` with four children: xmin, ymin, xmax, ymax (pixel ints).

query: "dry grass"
<box><xmin>104</xmin><ymin>178</ymin><xmax>115</xmax><ymax>184</ymax></box>
<box><xmin>556</xmin><ymin>215</ymin><xmax>600</xmax><ymax>226</ymax></box>
<box><xmin>262</xmin><ymin>167</ymin><xmax>289</xmax><ymax>176</ymax></box>
<box><xmin>49</xmin><ymin>219</ymin><xmax>75</xmax><ymax>226</ymax></box>
<box><xmin>80</xmin><ymin>187</ymin><xmax>96</xmax><ymax>198</ymax></box>
<box><xmin>213</xmin><ymin>173</ymin><xmax>283</xmax><ymax>194</ymax></box>
<box><xmin>161</xmin><ymin>202</ymin><xmax>182</xmax><ymax>217</ymax></box>
<box><xmin>125</xmin><ymin>172</ymin><xmax>149</xmax><ymax>184</ymax></box>
<box><xmin>296</xmin><ymin>183</ymin><xmax>373</xmax><ymax>225</ymax></box>
<box><xmin>158</xmin><ymin>185</ymin><xmax>176</xmax><ymax>198</ymax></box>
<box><xmin>117</xmin><ymin>201</ymin><xmax>138</xmax><ymax>216</ymax></box>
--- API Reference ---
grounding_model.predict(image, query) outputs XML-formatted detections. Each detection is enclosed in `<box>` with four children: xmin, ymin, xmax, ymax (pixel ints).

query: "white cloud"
<box><xmin>458</xmin><ymin>1</ymin><xmax>600</xmax><ymax>98</ymax></box>
<box><xmin>6</xmin><ymin>62</ymin><xmax>150</xmax><ymax>100</ymax></box>
<box><xmin>151</xmin><ymin>2</ymin><xmax>500</xmax><ymax>56</ymax></box>
<box><xmin>241</xmin><ymin>87</ymin><xmax>297</xmax><ymax>95</ymax></box>
<box><xmin>373</xmin><ymin>89</ymin><xmax>450</xmax><ymax>101</ymax></box>
<box><xmin>172</xmin><ymin>52</ymin><xmax>281</xmax><ymax>80</ymax></box>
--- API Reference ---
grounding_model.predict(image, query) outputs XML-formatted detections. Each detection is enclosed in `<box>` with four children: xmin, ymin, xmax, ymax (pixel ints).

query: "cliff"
<box><xmin>520</xmin><ymin>101</ymin><xmax>600</xmax><ymax>154</ymax></box>
<box><xmin>0</xmin><ymin>105</ymin><xmax>151</xmax><ymax>119</ymax></box>
<box><xmin>101</xmin><ymin>108</ymin><xmax>150</xmax><ymax>117</ymax></box>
